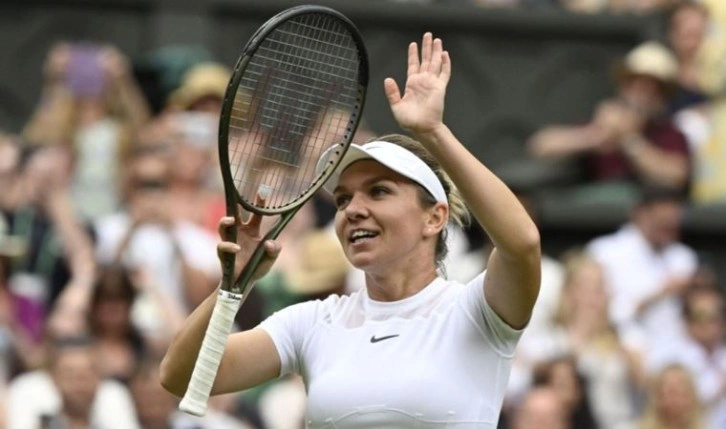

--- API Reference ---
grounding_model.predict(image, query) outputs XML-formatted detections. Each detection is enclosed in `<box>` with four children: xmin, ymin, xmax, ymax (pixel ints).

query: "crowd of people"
<box><xmin>0</xmin><ymin>1</ymin><xmax>725</xmax><ymax>428</ymax></box>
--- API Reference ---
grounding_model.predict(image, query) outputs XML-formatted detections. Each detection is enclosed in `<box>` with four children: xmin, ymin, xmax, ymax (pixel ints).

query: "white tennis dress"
<box><xmin>259</xmin><ymin>271</ymin><xmax>523</xmax><ymax>428</ymax></box>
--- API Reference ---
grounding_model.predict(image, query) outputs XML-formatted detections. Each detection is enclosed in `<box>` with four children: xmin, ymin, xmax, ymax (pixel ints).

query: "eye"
<box><xmin>334</xmin><ymin>194</ymin><xmax>350</xmax><ymax>210</ymax></box>
<box><xmin>370</xmin><ymin>185</ymin><xmax>390</xmax><ymax>197</ymax></box>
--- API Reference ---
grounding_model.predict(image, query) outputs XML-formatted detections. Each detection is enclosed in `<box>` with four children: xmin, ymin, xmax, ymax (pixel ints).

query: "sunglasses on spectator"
<box><xmin>689</xmin><ymin>310</ymin><xmax>723</xmax><ymax>323</ymax></box>
<box><xmin>134</xmin><ymin>178</ymin><xmax>168</xmax><ymax>190</ymax></box>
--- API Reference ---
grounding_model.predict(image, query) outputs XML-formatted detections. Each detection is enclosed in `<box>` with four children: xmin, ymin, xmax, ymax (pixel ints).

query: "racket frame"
<box><xmin>179</xmin><ymin>5</ymin><xmax>368</xmax><ymax>417</ymax></box>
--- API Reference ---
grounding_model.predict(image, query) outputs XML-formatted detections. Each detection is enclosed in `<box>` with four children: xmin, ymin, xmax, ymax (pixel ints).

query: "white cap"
<box><xmin>316</xmin><ymin>140</ymin><xmax>448</xmax><ymax>204</ymax></box>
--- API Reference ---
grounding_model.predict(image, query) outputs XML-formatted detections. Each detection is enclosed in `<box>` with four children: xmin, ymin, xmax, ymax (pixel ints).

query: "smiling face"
<box><xmin>333</xmin><ymin>160</ymin><xmax>445</xmax><ymax>276</ymax></box>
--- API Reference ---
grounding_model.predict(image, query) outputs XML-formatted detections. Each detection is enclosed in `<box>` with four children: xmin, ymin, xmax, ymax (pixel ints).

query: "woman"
<box><xmin>553</xmin><ymin>252</ymin><xmax>642</xmax><ymax>429</ymax></box>
<box><xmin>87</xmin><ymin>265</ymin><xmax>147</xmax><ymax>384</ymax></box>
<box><xmin>22</xmin><ymin>42</ymin><xmax>151</xmax><ymax>222</ymax></box>
<box><xmin>161</xmin><ymin>33</ymin><xmax>541</xmax><ymax>427</ymax></box>
<box><xmin>639</xmin><ymin>364</ymin><xmax>705</xmax><ymax>429</ymax></box>
<box><xmin>532</xmin><ymin>355</ymin><xmax>600</xmax><ymax>429</ymax></box>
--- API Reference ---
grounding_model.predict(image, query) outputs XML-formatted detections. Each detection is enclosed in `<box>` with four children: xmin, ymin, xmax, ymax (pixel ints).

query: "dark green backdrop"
<box><xmin>2</xmin><ymin>0</ymin><xmax>723</xmax><ymax>283</ymax></box>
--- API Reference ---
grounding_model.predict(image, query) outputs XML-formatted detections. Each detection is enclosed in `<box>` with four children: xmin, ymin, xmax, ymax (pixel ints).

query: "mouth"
<box><xmin>348</xmin><ymin>229</ymin><xmax>379</xmax><ymax>245</ymax></box>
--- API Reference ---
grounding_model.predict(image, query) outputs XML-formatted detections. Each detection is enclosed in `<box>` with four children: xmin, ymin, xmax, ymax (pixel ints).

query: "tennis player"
<box><xmin>161</xmin><ymin>32</ymin><xmax>541</xmax><ymax>428</ymax></box>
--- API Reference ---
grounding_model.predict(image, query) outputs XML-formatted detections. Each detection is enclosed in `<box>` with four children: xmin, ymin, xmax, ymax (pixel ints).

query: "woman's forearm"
<box><xmin>159</xmin><ymin>287</ymin><xmax>219</xmax><ymax>397</ymax></box>
<box><xmin>414</xmin><ymin>124</ymin><xmax>540</xmax><ymax>329</ymax></box>
<box><xmin>416</xmin><ymin>124</ymin><xmax>540</xmax><ymax>257</ymax></box>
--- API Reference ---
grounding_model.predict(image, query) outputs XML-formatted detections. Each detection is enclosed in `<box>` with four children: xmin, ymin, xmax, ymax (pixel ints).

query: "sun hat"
<box><xmin>315</xmin><ymin>140</ymin><xmax>448</xmax><ymax>204</ymax></box>
<box><xmin>166</xmin><ymin>62</ymin><xmax>231</xmax><ymax>110</ymax></box>
<box><xmin>285</xmin><ymin>231</ymin><xmax>350</xmax><ymax>295</ymax></box>
<box><xmin>615</xmin><ymin>42</ymin><xmax>679</xmax><ymax>87</ymax></box>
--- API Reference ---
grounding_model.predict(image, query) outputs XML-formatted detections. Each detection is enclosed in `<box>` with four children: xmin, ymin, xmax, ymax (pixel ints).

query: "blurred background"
<box><xmin>0</xmin><ymin>0</ymin><xmax>725</xmax><ymax>428</ymax></box>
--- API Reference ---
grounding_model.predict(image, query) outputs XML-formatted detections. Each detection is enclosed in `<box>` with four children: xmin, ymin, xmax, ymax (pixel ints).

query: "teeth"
<box><xmin>351</xmin><ymin>230</ymin><xmax>376</xmax><ymax>241</ymax></box>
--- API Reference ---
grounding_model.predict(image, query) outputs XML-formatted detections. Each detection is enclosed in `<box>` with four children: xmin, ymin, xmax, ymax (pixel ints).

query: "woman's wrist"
<box><xmin>411</xmin><ymin>123</ymin><xmax>450</xmax><ymax>149</ymax></box>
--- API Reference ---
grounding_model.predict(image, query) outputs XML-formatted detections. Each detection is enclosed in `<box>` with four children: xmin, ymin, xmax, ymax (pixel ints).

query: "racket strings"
<box><xmin>227</xmin><ymin>13</ymin><xmax>362</xmax><ymax>211</ymax></box>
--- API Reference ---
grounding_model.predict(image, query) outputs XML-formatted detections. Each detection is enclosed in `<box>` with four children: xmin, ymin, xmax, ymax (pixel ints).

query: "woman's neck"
<box><xmin>365</xmin><ymin>267</ymin><xmax>438</xmax><ymax>302</ymax></box>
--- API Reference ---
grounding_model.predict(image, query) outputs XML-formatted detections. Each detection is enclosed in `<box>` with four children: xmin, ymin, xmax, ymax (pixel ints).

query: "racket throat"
<box><xmin>233</xmin><ymin>211</ymin><xmax>297</xmax><ymax>293</ymax></box>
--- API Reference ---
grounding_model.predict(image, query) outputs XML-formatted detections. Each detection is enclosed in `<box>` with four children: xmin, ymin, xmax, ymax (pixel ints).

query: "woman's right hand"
<box><xmin>216</xmin><ymin>207</ymin><xmax>281</xmax><ymax>284</ymax></box>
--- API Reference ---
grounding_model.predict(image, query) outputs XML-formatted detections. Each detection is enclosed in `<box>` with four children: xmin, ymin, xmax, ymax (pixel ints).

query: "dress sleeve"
<box><xmin>258</xmin><ymin>300</ymin><xmax>322</xmax><ymax>376</ymax></box>
<box><xmin>458</xmin><ymin>271</ymin><xmax>524</xmax><ymax>358</ymax></box>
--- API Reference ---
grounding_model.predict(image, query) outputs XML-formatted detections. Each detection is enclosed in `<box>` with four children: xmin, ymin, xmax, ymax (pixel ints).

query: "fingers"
<box><xmin>384</xmin><ymin>77</ymin><xmax>402</xmax><ymax>106</ymax></box>
<box><xmin>441</xmin><ymin>51</ymin><xmax>451</xmax><ymax>84</ymax></box>
<box><xmin>217</xmin><ymin>240</ymin><xmax>241</xmax><ymax>260</ymax></box>
<box><xmin>262</xmin><ymin>240</ymin><xmax>281</xmax><ymax>261</ymax></box>
<box><xmin>411</xmin><ymin>33</ymin><xmax>448</xmax><ymax>77</ymax></box>
<box><xmin>241</xmin><ymin>184</ymin><xmax>272</xmax><ymax>231</ymax></box>
<box><xmin>218</xmin><ymin>216</ymin><xmax>237</xmax><ymax>241</ymax></box>
<box><xmin>428</xmin><ymin>38</ymin><xmax>443</xmax><ymax>75</ymax></box>
<box><xmin>407</xmin><ymin>42</ymin><xmax>419</xmax><ymax>78</ymax></box>
<box><xmin>252</xmin><ymin>240</ymin><xmax>282</xmax><ymax>281</ymax></box>
<box><xmin>420</xmin><ymin>32</ymin><xmax>433</xmax><ymax>71</ymax></box>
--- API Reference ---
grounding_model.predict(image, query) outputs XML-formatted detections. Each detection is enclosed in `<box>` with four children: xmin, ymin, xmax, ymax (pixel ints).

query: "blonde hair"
<box><xmin>554</xmin><ymin>248</ymin><xmax>597</xmax><ymax>325</ymax></box>
<box><xmin>553</xmin><ymin>248</ymin><xmax>620</xmax><ymax>351</ymax></box>
<box><xmin>639</xmin><ymin>364</ymin><xmax>704</xmax><ymax>429</ymax></box>
<box><xmin>373</xmin><ymin>134</ymin><xmax>471</xmax><ymax>271</ymax></box>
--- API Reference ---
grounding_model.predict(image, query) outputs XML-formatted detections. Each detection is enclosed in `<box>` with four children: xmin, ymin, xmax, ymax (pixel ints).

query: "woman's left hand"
<box><xmin>384</xmin><ymin>32</ymin><xmax>450</xmax><ymax>137</ymax></box>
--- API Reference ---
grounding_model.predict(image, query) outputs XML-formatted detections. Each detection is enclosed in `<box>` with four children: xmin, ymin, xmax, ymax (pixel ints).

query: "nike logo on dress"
<box><xmin>370</xmin><ymin>334</ymin><xmax>400</xmax><ymax>343</ymax></box>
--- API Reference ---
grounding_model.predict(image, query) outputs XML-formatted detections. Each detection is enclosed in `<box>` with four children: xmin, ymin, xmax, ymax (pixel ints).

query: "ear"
<box><xmin>423</xmin><ymin>202</ymin><xmax>448</xmax><ymax>238</ymax></box>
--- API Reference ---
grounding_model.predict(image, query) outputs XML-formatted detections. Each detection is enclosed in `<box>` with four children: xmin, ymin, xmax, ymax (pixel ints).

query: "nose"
<box><xmin>343</xmin><ymin>192</ymin><xmax>367</xmax><ymax>221</ymax></box>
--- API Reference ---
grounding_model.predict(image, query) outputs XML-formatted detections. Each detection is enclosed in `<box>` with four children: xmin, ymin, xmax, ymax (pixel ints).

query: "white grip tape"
<box><xmin>179</xmin><ymin>290</ymin><xmax>241</xmax><ymax>416</ymax></box>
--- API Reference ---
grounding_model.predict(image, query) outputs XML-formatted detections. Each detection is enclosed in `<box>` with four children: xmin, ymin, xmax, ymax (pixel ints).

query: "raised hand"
<box><xmin>384</xmin><ymin>32</ymin><xmax>451</xmax><ymax>137</ymax></box>
<box><xmin>217</xmin><ymin>189</ymin><xmax>281</xmax><ymax>282</ymax></box>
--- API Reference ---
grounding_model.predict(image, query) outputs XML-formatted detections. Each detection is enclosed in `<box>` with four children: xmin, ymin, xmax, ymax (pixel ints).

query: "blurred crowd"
<box><xmin>399</xmin><ymin>0</ymin><xmax>711</xmax><ymax>15</ymax></box>
<box><xmin>0</xmin><ymin>1</ymin><xmax>725</xmax><ymax>429</ymax></box>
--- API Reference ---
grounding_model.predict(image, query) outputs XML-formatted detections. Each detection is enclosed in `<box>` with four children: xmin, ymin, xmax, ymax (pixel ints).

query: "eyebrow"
<box><xmin>332</xmin><ymin>175</ymin><xmax>395</xmax><ymax>195</ymax></box>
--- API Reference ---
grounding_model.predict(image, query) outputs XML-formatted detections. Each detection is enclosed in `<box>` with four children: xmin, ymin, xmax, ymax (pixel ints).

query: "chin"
<box><xmin>347</xmin><ymin>253</ymin><xmax>378</xmax><ymax>272</ymax></box>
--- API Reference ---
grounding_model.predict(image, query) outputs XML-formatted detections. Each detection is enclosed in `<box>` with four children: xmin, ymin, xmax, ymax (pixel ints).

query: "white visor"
<box><xmin>316</xmin><ymin>140</ymin><xmax>448</xmax><ymax>204</ymax></box>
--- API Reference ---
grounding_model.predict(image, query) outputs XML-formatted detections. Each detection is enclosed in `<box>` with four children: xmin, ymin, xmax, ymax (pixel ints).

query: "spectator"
<box><xmin>586</xmin><ymin>186</ymin><xmax>698</xmax><ymax>368</ymax></box>
<box><xmin>2</xmin><ymin>146</ymin><xmax>96</xmax><ymax>349</ymax></box>
<box><xmin>547</xmin><ymin>251</ymin><xmax>641</xmax><ymax>429</ymax></box>
<box><xmin>129</xmin><ymin>356</ymin><xmax>193</xmax><ymax>429</ymax></box>
<box><xmin>667</xmin><ymin>1</ymin><xmax>711</xmax><ymax>114</ymax></box>
<box><xmin>532</xmin><ymin>356</ymin><xmax>599</xmax><ymax>429</ymax></box>
<box><xmin>22</xmin><ymin>42</ymin><xmax>152</xmax><ymax>222</ymax></box>
<box><xmin>86</xmin><ymin>265</ymin><xmax>148</xmax><ymax>384</ymax></box>
<box><xmin>510</xmin><ymin>387</ymin><xmax>570</xmax><ymax>429</ymax></box>
<box><xmin>7</xmin><ymin>335</ymin><xmax>139</xmax><ymax>429</ymax></box>
<box><xmin>136</xmin><ymin>63</ymin><xmax>230</xmax><ymax>234</ymax></box>
<box><xmin>650</xmin><ymin>284</ymin><xmax>726</xmax><ymax>429</ymax></box>
<box><xmin>638</xmin><ymin>363</ymin><xmax>706</xmax><ymax>429</ymax></box>
<box><xmin>39</xmin><ymin>337</ymin><xmax>104</xmax><ymax>429</ymax></box>
<box><xmin>165</xmin><ymin>62</ymin><xmax>230</xmax><ymax>115</ymax></box>
<box><xmin>93</xmin><ymin>145</ymin><xmax>220</xmax><ymax>317</ymax></box>
<box><xmin>527</xmin><ymin>42</ymin><xmax>691</xmax><ymax>204</ymax></box>
<box><xmin>164</xmin><ymin>111</ymin><xmax>226</xmax><ymax>234</ymax></box>
<box><xmin>130</xmin><ymin>356</ymin><xmax>253</xmax><ymax>429</ymax></box>
<box><xmin>695</xmin><ymin>0</ymin><xmax>726</xmax><ymax>97</ymax></box>
<box><xmin>674</xmin><ymin>102</ymin><xmax>726</xmax><ymax>204</ymax></box>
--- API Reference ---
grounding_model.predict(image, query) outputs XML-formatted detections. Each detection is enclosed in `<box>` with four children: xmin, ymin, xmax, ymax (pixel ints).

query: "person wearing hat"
<box><xmin>166</xmin><ymin>62</ymin><xmax>231</xmax><ymax>114</ymax></box>
<box><xmin>527</xmin><ymin>41</ymin><xmax>692</xmax><ymax>203</ymax></box>
<box><xmin>162</xmin><ymin>33</ymin><xmax>541</xmax><ymax>427</ymax></box>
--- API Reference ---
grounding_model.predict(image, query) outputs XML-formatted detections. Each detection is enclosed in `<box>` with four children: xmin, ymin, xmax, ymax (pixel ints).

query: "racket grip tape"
<box><xmin>179</xmin><ymin>290</ymin><xmax>241</xmax><ymax>416</ymax></box>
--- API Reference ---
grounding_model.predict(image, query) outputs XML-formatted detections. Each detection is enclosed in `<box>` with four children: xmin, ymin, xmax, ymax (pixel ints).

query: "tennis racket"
<box><xmin>179</xmin><ymin>5</ymin><xmax>368</xmax><ymax>417</ymax></box>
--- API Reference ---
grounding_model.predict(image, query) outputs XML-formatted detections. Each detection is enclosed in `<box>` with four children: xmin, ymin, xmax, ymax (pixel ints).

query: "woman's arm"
<box><xmin>160</xmin><ymin>214</ymin><xmax>283</xmax><ymax>397</ymax></box>
<box><xmin>100</xmin><ymin>46</ymin><xmax>152</xmax><ymax>132</ymax></box>
<box><xmin>385</xmin><ymin>33</ymin><xmax>541</xmax><ymax>329</ymax></box>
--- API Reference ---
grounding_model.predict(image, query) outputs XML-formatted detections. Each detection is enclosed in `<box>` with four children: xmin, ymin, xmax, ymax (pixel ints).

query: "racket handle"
<box><xmin>179</xmin><ymin>289</ymin><xmax>241</xmax><ymax>416</ymax></box>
